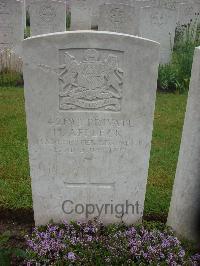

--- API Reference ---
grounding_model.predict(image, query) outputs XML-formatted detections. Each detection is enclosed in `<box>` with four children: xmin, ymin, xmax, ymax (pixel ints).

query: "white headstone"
<box><xmin>71</xmin><ymin>0</ymin><xmax>135</xmax><ymax>30</ymax></box>
<box><xmin>156</xmin><ymin>0</ymin><xmax>178</xmax><ymax>10</ymax></box>
<box><xmin>23</xmin><ymin>0</ymin><xmax>26</xmax><ymax>29</ymax></box>
<box><xmin>167</xmin><ymin>46</ymin><xmax>200</xmax><ymax>242</ymax></box>
<box><xmin>23</xmin><ymin>31</ymin><xmax>159</xmax><ymax>225</ymax></box>
<box><xmin>177</xmin><ymin>2</ymin><xmax>200</xmax><ymax>28</ymax></box>
<box><xmin>98</xmin><ymin>3</ymin><xmax>140</xmax><ymax>35</ymax></box>
<box><xmin>135</xmin><ymin>0</ymin><xmax>185</xmax><ymax>9</ymax></box>
<box><xmin>71</xmin><ymin>0</ymin><xmax>91</xmax><ymax>30</ymax></box>
<box><xmin>135</xmin><ymin>0</ymin><xmax>155</xmax><ymax>8</ymax></box>
<box><xmin>136</xmin><ymin>0</ymin><xmax>186</xmax><ymax>9</ymax></box>
<box><xmin>0</xmin><ymin>0</ymin><xmax>24</xmax><ymax>54</ymax></box>
<box><xmin>29</xmin><ymin>0</ymin><xmax>66</xmax><ymax>36</ymax></box>
<box><xmin>139</xmin><ymin>6</ymin><xmax>178</xmax><ymax>64</ymax></box>
<box><xmin>25</xmin><ymin>0</ymin><xmax>31</xmax><ymax>11</ymax></box>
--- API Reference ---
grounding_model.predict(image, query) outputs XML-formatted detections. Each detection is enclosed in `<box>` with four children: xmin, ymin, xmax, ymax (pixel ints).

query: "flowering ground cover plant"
<box><xmin>25</xmin><ymin>219</ymin><xmax>200</xmax><ymax>266</ymax></box>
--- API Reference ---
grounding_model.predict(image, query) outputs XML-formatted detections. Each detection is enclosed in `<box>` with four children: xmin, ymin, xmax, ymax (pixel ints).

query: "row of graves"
<box><xmin>1</xmin><ymin>0</ymin><xmax>200</xmax><ymax>243</ymax></box>
<box><xmin>1</xmin><ymin>0</ymin><xmax>200</xmax><ymax>63</ymax></box>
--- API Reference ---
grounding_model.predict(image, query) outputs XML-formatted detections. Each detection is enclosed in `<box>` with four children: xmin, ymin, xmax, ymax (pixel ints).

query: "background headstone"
<box><xmin>135</xmin><ymin>0</ymin><xmax>155</xmax><ymax>8</ymax></box>
<box><xmin>88</xmin><ymin>0</ymin><xmax>135</xmax><ymax>29</ymax></box>
<box><xmin>23</xmin><ymin>0</ymin><xmax>26</xmax><ymax>29</ymax></box>
<box><xmin>167</xmin><ymin>46</ymin><xmax>200</xmax><ymax>242</ymax></box>
<box><xmin>71</xmin><ymin>0</ymin><xmax>91</xmax><ymax>30</ymax></box>
<box><xmin>156</xmin><ymin>0</ymin><xmax>178</xmax><ymax>10</ymax></box>
<box><xmin>98</xmin><ymin>3</ymin><xmax>140</xmax><ymax>35</ymax></box>
<box><xmin>27</xmin><ymin>0</ymin><xmax>70</xmax><ymax>11</ymax></box>
<box><xmin>29</xmin><ymin>0</ymin><xmax>66</xmax><ymax>36</ymax></box>
<box><xmin>25</xmin><ymin>0</ymin><xmax>31</xmax><ymax>11</ymax></box>
<box><xmin>177</xmin><ymin>2</ymin><xmax>200</xmax><ymax>28</ymax></box>
<box><xmin>0</xmin><ymin>0</ymin><xmax>24</xmax><ymax>54</ymax></box>
<box><xmin>139</xmin><ymin>6</ymin><xmax>178</xmax><ymax>64</ymax></box>
<box><xmin>23</xmin><ymin>31</ymin><xmax>159</xmax><ymax>225</ymax></box>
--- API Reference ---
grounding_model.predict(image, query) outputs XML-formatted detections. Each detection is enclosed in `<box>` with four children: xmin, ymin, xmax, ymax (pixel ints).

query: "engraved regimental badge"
<box><xmin>59</xmin><ymin>49</ymin><xmax>124</xmax><ymax>111</ymax></box>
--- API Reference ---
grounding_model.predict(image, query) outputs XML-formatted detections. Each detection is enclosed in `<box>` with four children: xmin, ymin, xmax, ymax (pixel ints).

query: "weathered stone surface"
<box><xmin>25</xmin><ymin>0</ymin><xmax>31</xmax><ymax>11</ymax></box>
<box><xmin>140</xmin><ymin>6</ymin><xmax>178</xmax><ymax>64</ymax></box>
<box><xmin>29</xmin><ymin>0</ymin><xmax>66</xmax><ymax>36</ymax></box>
<box><xmin>71</xmin><ymin>0</ymin><xmax>91</xmax><ymax>30</ymax></box>
<box><xmin>0</xmin><ymin>0</ymin><xmax>24</xmax><ymax>54</ymax></box>
<box><xmin>23</xmin><ymin>31</ymin><xmax>159</xmax><ymax>225</ymax></box>
<box><xmin>177</xmin><ymin>2</ymin><xmax>200</xmax><ymax>28</ymax></box>
<box><xmin>71</xmin><ymin>0</ymin><xmax>135</xmax><ymax>30</ymax></box>
<box><xmin>135</xmin><ymin>0</ymin><xmax>155</xmax><ymax>8</ymax></box>
<box><xmin>156</xmin><ymin>0</ymin><xmax>178</xmax><ymax>10</ymax></box>
<box><xmin>23</xmin><ymin>0</ymin><xmax>26</xmax><ymax>29</ymax></box>
<box><xmin>98</xmin><ymin>3</ymin><xmax>139</xmax><ymax>35</ymax></box>
<box><xmin>167</xmin><ymin>46</ymin><xmax>200</xmax><ymax>242</ymax></box>
<box><xmin>27</xmin><ymin>0</ymin><xmax>70</xmax><ymax>11</ymax></box>
<box><xmin>135</xmin><ymin>0</ymin><xmax>185</xmax><ymax>9</ymax></box>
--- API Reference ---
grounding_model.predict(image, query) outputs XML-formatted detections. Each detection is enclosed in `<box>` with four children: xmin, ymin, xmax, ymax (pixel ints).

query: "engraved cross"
<box><xmin>64</xmin><ymin>181</ymin><xmax>115</xmax><ymax>189</ymax></box>
<box><xmin>64</xmin><ymin>179</ymin><xmax>115</xmax><ymax>204</ymax></box>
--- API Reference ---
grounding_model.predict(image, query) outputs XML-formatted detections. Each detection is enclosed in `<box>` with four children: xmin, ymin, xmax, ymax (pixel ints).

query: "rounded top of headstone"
<box><xmin>23</xmin><ymin>30</ymin><xmax>160</xmax><ymax>48</ymax></box>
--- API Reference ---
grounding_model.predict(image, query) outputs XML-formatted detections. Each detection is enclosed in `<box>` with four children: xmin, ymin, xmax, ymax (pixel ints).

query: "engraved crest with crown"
<box><xmin>59</xmin><ymin>49</ymin><xmax>124</xmax><ymax>111</ymax></box>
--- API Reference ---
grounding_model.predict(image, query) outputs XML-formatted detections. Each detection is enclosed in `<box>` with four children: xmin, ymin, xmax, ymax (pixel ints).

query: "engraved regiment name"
<box><xmin>59</xmin><ymin>49</ymin><xmax>124</xmax><ymax>112</ymax></box>
<box><xmin>39</xmin><ymin>117</ymin><xmax>135</xmax><ymax>155</ymax></box>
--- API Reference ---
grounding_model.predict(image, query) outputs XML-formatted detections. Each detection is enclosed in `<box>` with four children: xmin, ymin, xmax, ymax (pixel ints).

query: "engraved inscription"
<box><xmin>99</xmin><ymin>4</ymin><xmax>136</xmax><ymax>34</ymax></box>
<box><xmin>39</xmin><ymin>117</ymin><xmax>135</xmax><ymax>154</ymax></box>
<box><xmin>59</xmin><ymin>49</ymin><xmax>124</xmax><ymax>111</ymax></box>
<box><xmin>151</xmin><ymin>11</ymin><xmax>167</xmax><ymax>26</ymax></box>
<box><xmin>39</xmin><ymin>4</ymin><xmax>56</xmax><ymax>23</ymax></box>
<box><xmin>0</xmin><ymin>0</ymin><xmax>9</xmax><ymax>14</ymax></box>
<box><xmin>107</xmin><ymin>6</ymin><xmax>134</xmax><ymax>31</ymax></box>
<box><xmin>158</xmin><ymin>0</ymin><xmax>176</xmax><ymax>10</ymax></box>
<box><xmin>0</xmin><ymin>26</ymin><xmax>13</xmax><ymax>44</ymax></box>
<box><xmin>110</xmin><ymin>8</ymin><xmax>125</xmax><ymax>24</ymax></box>
<box><xmin>184</xmin><ymin>6</ymin><xmax>194</xmax><ymax>17</ymax></box>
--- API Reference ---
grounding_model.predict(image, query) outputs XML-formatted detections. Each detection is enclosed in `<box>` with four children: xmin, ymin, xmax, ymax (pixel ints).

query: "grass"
<box><xmin>0</xmin><ymin>87</ymin><xmax>188</xmax><ymax>218</ymax></box>
<box><xmin>145</xmin><ymin>92</ymin><xmax>187</xmax><ymax>217</ymax></box>
<box><xmin>0</xmin><ymin>49</ymin><xmax>23</xmax><ymax>87</ymax></box>
<box><xmin>158</xmin><ymin>22</ymin><xmax>200</xmax><ymax>93</ymax></box>
<box><xmin>0</xmin><ymin>87</ymin><xmax>31</xmax><ymax>209</ymax></box>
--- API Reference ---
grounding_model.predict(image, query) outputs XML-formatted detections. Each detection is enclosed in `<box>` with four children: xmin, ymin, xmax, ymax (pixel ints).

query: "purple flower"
<box><xmin>191</xmin><ymin>253</ymin><xmax>200</xmax><ymax>261</ymax></box>
<box><xmin>77</xmin><ymin>221</ymin><xmax>82</xmax><ymax>226</ymax></box>
<box><xmin>47</xmin><ymin>225</ymin><xmax>58</xmax><ymax>232</ymax></box>
<box><xmin>160</xmin><ymin>253</ymin><xmax>165</xmax><ymax>259</ymax></box>
<box><xmin>57</xmin><ymin>229</ymin><xmax>64</xmax><ymax>238</ymax></box>
<box><xmin>87</xmin><ymin>236</ymin><xmax>93</xmax><ymax>242</ymax></box>
<box><xmin>67</xmin><ymin>252</ymin><xmax>76</xmax><ymax>261</ymax></box>
<box><xmin>178</xmin><ymin>249</ymin><xmax>185</xmax><ymax>258</ymax></box>
<box><xmin>161</xmin><ymin>239</ymin><xmax>171</xmax><ymax>248</ymax></box>
<box><xmin>143</xmin><ymin>252</ymin><xmax>148</xmax><ymax>259</ymax></box>
<box><xmin>25</xmin><ymin>220</ymin><xmax>195</xmax><ymax>265</ymax></box>
<box><xmin>126</xmin><ymin>227</ymin><xmax>136</xmax><ymax>237</ymax></box>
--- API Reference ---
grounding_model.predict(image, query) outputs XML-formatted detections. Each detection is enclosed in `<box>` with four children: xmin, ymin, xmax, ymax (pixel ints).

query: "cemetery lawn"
<box><xmin>0</xmin><ymin>87</ymin><xmax>188</xmax><ymax>220</ymax></box>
